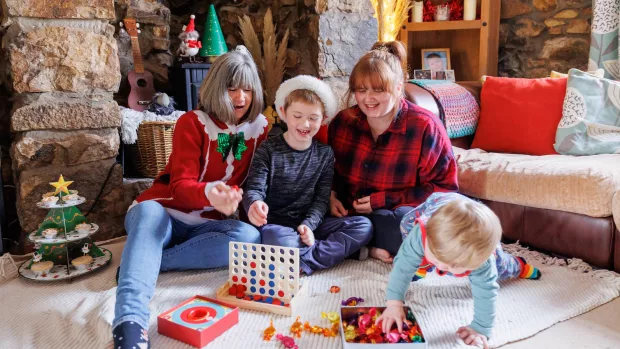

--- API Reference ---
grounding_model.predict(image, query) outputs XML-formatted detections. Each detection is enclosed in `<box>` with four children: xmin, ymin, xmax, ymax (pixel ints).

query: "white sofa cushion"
<box><xmin>454</xmin><ymin>147</ymin><xmax>620</xmax><ymax>226</ymax></box>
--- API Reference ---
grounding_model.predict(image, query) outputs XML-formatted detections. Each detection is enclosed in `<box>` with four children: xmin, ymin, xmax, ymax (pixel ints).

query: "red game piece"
<box><xmin>231</xmin><ymin>185</ymin><xmax>239</xmax><ymax>191</ymax></box>
<box><xmin>253</xmin><ymin>295</ymin><xmax>262</xmax><ymax>301</ymax></box>
<box><xmin>240</xmin><ymin>284</ymin><xmax>247</xmax><ymax>292</ymax></box>
<box><xmin>241</xmin><ymin>277</ymin><xmax>247</xmax><ymax>283</ymax></box>
<box><xmin>278</xmin><ymin>290</ymin><xmax>285</xmax><ymax>297</ymax></box>
<box><xmin>236</xmin><ymin>290</ymin><xmax>245</xmax><ymax>299</ymax></box>
<box><xmin>228</xmin><ymin>284</ymin><xmax>237</xmax><ymax>296</ymax></box>
<box><xmin>259</xmin><ymin>280</ymin><xmax>266</xmax><ymax>286</ymax></box>
<box><xmin>232</xmin><ymin>275</ymin><xmax>238</xmax><ymax>282</ymax></box>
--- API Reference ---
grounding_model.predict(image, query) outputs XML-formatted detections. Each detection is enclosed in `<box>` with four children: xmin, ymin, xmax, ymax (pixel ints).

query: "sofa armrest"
<box><xmin>404</xmin><ymin>83</ymin><xmax>440</xmax><ymax>116</ymax></box>
<box><xmin>405</xmin><ymin>82</ymin><xmax>480</xmax><ymax>149</ymax></box>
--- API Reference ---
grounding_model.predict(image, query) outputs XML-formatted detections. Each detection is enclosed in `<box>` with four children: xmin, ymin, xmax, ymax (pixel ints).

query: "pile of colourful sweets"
<box><xmin>227</xmin><ymin>284</ymin><xmax>290</xmax><ymax>307</ymax></box>
<box><xmin>341</xmin><ymin>307</ymin><xmax>425</xmax><ymax>344</ymax></box>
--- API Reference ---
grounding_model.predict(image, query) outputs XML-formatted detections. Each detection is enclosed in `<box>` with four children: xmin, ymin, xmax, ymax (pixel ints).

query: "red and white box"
<box><xmin>158</xmin><ymin>295</ymin><xmax>238</xmax><ymax>348</ymax></box>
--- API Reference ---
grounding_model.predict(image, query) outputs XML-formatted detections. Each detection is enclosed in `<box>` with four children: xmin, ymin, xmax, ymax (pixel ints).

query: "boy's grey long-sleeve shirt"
<box><xmin>242</xmin><ymin>135</ymin><xmax>334</xmax><ymax>231</ymax></box>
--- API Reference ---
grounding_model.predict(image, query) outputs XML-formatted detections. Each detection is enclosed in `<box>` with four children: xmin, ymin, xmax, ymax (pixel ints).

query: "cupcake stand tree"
<box><xmin>18</xmin><ymin>175</ymin><xmax>113</xmax><ymax>281</ymax></box>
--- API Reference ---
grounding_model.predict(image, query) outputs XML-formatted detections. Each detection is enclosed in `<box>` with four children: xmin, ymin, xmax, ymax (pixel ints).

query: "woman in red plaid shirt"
<box><xmin>328</xmin><ymin>41</ymin><xmax>458</xmax><ymax>263</ymax></box>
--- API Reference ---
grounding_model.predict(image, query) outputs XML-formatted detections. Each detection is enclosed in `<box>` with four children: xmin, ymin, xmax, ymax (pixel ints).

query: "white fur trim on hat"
<box><xmin>274</xmin><ymin>75</ymin><xmax>338</xmax><ymax>124</ymax></box>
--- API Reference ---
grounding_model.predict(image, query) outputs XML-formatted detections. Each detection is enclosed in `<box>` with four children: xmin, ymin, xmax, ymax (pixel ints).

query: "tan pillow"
<box><xmin>550</xmin><ymin>69</ymin><xmax>605</xmax><ymax>78</ymax></box>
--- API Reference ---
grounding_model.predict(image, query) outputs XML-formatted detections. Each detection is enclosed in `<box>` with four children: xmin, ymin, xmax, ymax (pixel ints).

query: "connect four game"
<box><xmin>216</xmin><ymin>241</ymin><xmax>302</xmax><ymax>316</ymax></box>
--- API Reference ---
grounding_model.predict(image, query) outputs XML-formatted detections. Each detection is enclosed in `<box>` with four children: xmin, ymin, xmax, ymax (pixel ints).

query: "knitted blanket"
<box><xmin>1</xmin><ymin>239</ymin><xmax>620</xmax><ymax>349</ymax></box>
<box><xmin>410</xmin><ymin>80</ymin><xmax>479</xmax><ymax>138</ymax></box>
<box><xmin>120</xmin><ymin>107</ymin><xmax>186</xmax><ymax>145</ymax></box>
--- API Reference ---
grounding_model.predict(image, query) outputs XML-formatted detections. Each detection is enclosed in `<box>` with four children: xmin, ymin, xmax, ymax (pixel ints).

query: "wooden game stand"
<box><xmin>215</xmin><ymin>281</ymin><xmax>306</xmax><ymax>316</ymax></box>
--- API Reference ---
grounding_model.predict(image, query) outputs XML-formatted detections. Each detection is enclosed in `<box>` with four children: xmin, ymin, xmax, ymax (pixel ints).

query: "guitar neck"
<box><xmin>130</xmin><ymin>37</ymin><xmax>144</xmax><ymax>74</ymax></box>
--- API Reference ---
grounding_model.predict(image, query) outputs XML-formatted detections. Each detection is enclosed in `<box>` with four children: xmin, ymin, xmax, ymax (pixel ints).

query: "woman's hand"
<box><xmin>375</xmin><ymin>300</ymin><xmax>406</xmax><ymax>333</ymax></box>
<box><xmin>457</xmin><ymin>326</ymin><xmax>489</xmax><ymax>349</ymax></box>
<box><xmin>353</xmin><ymin>196</ymin><xmax>373</xmax><ymax>214</ymax></box>
<box><xmin>330</xmin><ymin>191</ymin><xmax>348</xmax><ymax>217</ymax></box>
<box><xmin>207</xmin><ymin>183</ymin><xmax>243</xmax><ymax>216</ymax></box>
<box><xmin>248</xmin><ymin>200</ymin><xmax>269</xmax><ymax>226</ymax></box>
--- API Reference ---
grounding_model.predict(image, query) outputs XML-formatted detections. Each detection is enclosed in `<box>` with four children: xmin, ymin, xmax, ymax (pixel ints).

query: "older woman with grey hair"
<box><xmin>113</xmin><ymin>46</ymin><xmax>268</xmax><ymax>349</ymax></box>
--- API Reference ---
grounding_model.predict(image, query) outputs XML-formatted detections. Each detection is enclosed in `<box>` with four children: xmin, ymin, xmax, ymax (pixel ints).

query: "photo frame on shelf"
<box><xmin>413</xmin><ymin>69</ymin><xmax>433</xmax><ymax>80</ymax></box>
<box><xmin>421</xmin><ymin>48</ymin><xmax>452</xmax><ymax>71</ymax></box>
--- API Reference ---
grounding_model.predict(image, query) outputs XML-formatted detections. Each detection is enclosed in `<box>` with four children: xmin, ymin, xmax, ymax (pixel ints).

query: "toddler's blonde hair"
<box><xmin>426</xmin><ymin>199</ymin><xmax>502</xmax><ymax>270</ymax></box>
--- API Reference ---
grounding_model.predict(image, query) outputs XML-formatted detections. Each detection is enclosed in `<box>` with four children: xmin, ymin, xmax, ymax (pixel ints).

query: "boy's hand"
<box><xmin>375</xmin><ymin>300</ymin><xmax>406</xmax><ymax>333</ymax></box>
<box><xmin>297</xmin><ymin>225</ymin><xmax>315</xmax><ymax>246</ymax></box>
<box><xmin>208</xmin><ymin>183</ymin><xmax>243</xmax><ymax>216</ymax></box>
<box><xmin>457</xmin><ymin>326</ymin><xmax>488</xmax><ymax>349</ymax></box>
<box><xmin>248</xmin><ymin>200</ymin><xmax>269</xmax><ymax>226</ymax></box>
<box><xmin>353</xmin><ymin>196</ymin><xmax>372</xmax><ymax>214</ymax></box>
<box><xmin>330</xmin><ymin>191</ymin><xmax>348</xmax><ymax>217</ymax></box>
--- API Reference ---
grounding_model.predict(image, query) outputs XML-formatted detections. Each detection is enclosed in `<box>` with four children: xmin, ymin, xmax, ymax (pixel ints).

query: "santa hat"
<box><xmin>185</xmin><ymin>15</ymin><xmax>196</xmax><ymax>33</ymax></box>
<box><xmin>275</xmin><ymin>75</ymin><xmax>338</xmax><ymax>125</ymax></box>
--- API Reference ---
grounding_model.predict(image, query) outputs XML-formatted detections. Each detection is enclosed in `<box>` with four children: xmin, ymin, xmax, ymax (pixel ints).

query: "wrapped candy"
<box><xmin>263</xmin><ymin>319</ymin><xmax>276</xmax><ymax>341</ymax></box>
<box><xmin>321</xmin><ymin>311</ymin><xmax>340</xmax><ymax>324</ymax></box>
<box><xmin>329</xmin><ymin>285</ymin><xmax>341</xmax><ymax>293</ymax></box>
<box><xmin>341</xmin><ymin>297</ymin><xmax>364</xmax><ymax>306</ymax></box>
<box><xmin>290</xmin><ymin>316</ymin><xmax>303</xmax><ymax>338</ymax></box>
<box><xmin>344</xmin><ymin>324</ymin><xmax>357</xmax><ymax>341</ymax></box>
<box><xmin>276</xmin><ymin>334</ymin><xmax>298</xmax><ymax>349</ymax></box>
<box><xmin>357</xmin><ymin>314</ymin><xmax>372</xmax><ymax>332</ymax></box>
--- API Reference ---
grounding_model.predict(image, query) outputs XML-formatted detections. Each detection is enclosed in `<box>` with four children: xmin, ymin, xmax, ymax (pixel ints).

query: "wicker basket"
<box><xmin>132</xmin><ymin>121</ymin><xmax>176</xmax><ymax>178</ymax></box>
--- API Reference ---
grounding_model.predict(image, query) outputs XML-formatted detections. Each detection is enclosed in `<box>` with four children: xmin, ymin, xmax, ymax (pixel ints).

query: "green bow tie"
<box><xmin>216</xmin><ymin>132</ymin><xmax>248</xmax><ymax>161</ymax></box>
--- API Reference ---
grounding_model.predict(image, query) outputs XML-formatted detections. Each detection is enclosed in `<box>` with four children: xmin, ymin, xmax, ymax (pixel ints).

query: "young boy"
<box><xmin>376</xmin><ymin>192</ymin><xmax>541</xmax><ymax>348</ymax></box>
<box><xmin>242</xmin><ymin>75</ymin><xmax>373</xmax><ymax>274</ymax></box>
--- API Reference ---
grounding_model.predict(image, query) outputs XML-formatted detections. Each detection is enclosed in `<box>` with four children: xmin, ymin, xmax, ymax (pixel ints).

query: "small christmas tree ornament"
<box><xmin>18</xmin><ymin>175</ymin><xmax>113</xmax><ymax>281</ymax></box>
<box><xmin>177</xmin><ymin>15</ymin><xmax>202</xmax><ymax>62</ymax></box>
<box><xmin>199</xmin><ymin>4</ymin><xmax>228</xmax><ymax>62</ymax></box>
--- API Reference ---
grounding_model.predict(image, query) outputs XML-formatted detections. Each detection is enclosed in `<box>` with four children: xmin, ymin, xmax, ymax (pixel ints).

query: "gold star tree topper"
<box><xmin>50</xmin><ymin>175</ymin><xmax>74</xmax><ymax>195</ymax></box>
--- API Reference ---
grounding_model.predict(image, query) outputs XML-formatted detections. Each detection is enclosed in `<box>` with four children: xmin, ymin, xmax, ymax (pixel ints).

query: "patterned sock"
<box><xmin>517</xmin><ymin>256</ymin><xmax>541</xmax><ymax>280</ymax></box>
<box><xmin>411</xmin><ymin>268</ymin><xmax>427</xmax><ymax>281</ymax></box>
<box><xmin>113</xmin><ymin>321</ymin><xmax>149</xmax><ymax>349</ymax></box>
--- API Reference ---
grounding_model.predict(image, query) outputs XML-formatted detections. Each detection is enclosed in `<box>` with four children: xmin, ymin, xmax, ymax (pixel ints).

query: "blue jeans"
<box><xmin>260</xmin><ymin>216</ymin><xmax>373</xmax><ymax>275</ymax></box>
<box><xmin>113</xmin><ymin>201</ymin><xmax>260</xmax><ymax>330</ymax></box>
<box><xmin>368</xmin><ymin>206</ymin><xmax>415</xmax><ymax>256</ymax></box>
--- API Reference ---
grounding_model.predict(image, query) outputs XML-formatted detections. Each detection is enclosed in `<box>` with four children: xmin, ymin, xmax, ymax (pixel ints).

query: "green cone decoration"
<box><xmin>199</xmin><ymin>4</ymin><xmax>228</xmax><ymax>57</ymax></box>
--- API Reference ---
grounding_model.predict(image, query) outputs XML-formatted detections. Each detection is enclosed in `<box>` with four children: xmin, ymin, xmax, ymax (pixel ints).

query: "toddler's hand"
<box><xmin>375</xmin><ymin>300</ymin><xmax>406</xmax><ymax>333</ymax></box>
<box><xmin>297</xmin><ymin>225</ymin><xmax>315</xmax><ymax>246</ymax></box>
<box><xmin>456</xmin><ymin>326</ymin><xmax>488</xmax><ymax>349</ymax></box>
<box><xmin>248</xmin><ymin>200</ymin><xmax>269</xmax><ymax>226</ymax></box>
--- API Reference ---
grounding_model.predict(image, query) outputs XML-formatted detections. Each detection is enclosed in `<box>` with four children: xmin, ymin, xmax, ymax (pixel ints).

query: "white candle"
<box><xmin>413</xmin><ymin>1</ymin><xmax>423</xmax><ymax>23</ymax></box>
<box><xmin>464</xmin><ymin>0</ymin><xmax>476</xmax><ymax>20</ymax></box>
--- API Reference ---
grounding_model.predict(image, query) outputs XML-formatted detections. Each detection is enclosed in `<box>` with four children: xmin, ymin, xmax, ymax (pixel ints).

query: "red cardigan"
<box><xmin>136</xmin><ymin>110</ymin><xmax>269</xmax><ymax>220</ymax></box>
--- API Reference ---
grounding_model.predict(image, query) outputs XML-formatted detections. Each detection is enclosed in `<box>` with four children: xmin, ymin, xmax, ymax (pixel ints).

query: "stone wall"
<box><xmin>114</xmin><ymin>0</ymin><xmax>172</xmax><ymax>100</ymax></box>
<box><xmin>163</xmin><ymin>0</ymin><xmax>378</xmax><ymax>107</ymax></box>
<box><xmin>499</xmin><ymin>0</ymin><xmax>592</xmax><ymax>78</ymax></box>
<box><xmin>1</xmin><ymin>0</ymin><xmax>126</xmax><ymax>251</ymax></box>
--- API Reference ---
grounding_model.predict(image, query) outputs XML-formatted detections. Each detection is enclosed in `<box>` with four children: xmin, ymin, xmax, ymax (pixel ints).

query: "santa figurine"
<box><xmin>177</xmin><ymin>15</ymin><xmax>202</xmax><ymax>62</ymax></box>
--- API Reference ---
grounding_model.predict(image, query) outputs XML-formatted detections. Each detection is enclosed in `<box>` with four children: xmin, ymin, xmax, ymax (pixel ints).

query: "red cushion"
<box><xmin>471</xmin><ymin>77</ymin><xmax>567</xmax><ymax>155</ymax></box>
<box><xmin>314</xmin><ymin>124</ymin><xmax>328</xmax><ymax>144</ymax></box>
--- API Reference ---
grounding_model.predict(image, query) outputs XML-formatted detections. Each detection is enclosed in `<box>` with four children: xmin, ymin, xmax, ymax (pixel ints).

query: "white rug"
<box><xmin>1</xmin><ymin>239</ymin><xmax>619</xmax><ymax>349</ymax></box>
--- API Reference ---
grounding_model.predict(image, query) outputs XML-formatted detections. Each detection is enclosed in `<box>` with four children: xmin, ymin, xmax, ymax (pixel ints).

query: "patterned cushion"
<box><xmin>409</xmin><ymin>80</ymin><xmax>479</xmax><ymax>138</ymax></box>
<box><xmin>554</xmin><ymin>69</ymin><xmax>620</xmax><ymax>155</ymax></box>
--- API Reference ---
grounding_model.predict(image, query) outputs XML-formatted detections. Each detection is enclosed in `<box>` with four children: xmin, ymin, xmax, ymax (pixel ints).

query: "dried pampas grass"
<box><xmin>238</xmin><ymin>8</ymin><xmax>289</xmax><ymax>107</ymax></box>
<box><xmin>371</xmin><ymin>0</ymin><xmax>412</xmax><ymax>42</ymax></box>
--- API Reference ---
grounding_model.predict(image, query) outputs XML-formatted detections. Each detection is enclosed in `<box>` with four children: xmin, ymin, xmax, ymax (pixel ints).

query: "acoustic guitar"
<box><xmin>122</xmin><ymin>18</ymin><xmax>156</xmax><ymax>111</ymax></box>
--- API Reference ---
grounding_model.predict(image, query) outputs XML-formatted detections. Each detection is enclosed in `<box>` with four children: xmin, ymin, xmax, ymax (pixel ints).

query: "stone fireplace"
<box><xmin>1</xmin><ymin>0</ymin><xmax>126</xmax><ymax>252</ymax></box>
<box><xmin>0</xmin><ymin>0</ymin><xmax>378</xmax><ymax>252</ymax></box>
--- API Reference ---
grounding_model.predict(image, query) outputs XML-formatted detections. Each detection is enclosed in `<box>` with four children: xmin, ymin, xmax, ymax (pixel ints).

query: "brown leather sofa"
<box><xmin>404</xmin><ymin>82</ymin><xmax>620</xmax><ymax>272</ymax></box>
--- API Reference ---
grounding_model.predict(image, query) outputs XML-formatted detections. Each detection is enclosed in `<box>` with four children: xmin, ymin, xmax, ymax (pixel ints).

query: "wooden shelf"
<box><xmin>405</xmin><ymin>20</ymin><xmax>482</xmax><ymax>32</ymax></box>
<box><xmin>398</xmin><ymin>0</ymin><xmax>500</xmax><ymax>81</ymax></box>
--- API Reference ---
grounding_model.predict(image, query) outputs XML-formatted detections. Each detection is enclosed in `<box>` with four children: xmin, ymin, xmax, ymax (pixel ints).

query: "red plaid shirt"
<box><xmin>328</xmin><ymin>98</ymin><xmax>458</xmax><ymax>211</ymax></box>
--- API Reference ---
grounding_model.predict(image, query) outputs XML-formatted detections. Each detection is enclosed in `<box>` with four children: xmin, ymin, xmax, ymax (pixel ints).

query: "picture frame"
<box><xmin>421</xmin><ymin>48</ymin><xmax>452</xmax><ymax>71</ymax></box>
<box><xmin>413</xmin><ymin>69</ymin><xmax>432</xmax><ymax>80</ymax></box>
